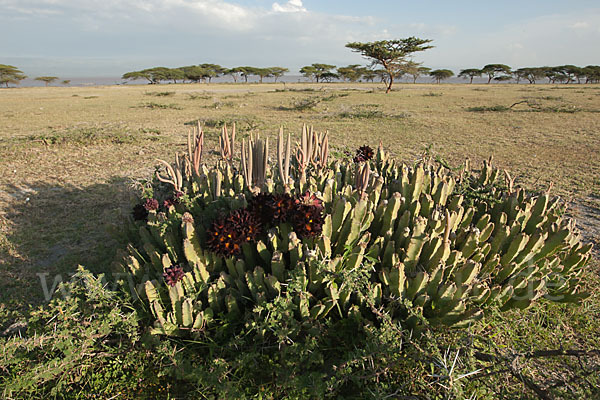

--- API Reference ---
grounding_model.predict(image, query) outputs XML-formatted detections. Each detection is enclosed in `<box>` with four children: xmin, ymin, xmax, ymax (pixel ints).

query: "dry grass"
<box><xmin>1</xmin><ymin>82</ymin><xmax>599</xmax><ymax>305</ymax></box>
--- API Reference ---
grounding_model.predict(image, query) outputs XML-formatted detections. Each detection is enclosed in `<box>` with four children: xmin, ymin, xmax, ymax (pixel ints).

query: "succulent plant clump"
<box><xmin>119</xmin><ymin>124</ymin><xmax>593</xmax><ymax>339</ymax></box>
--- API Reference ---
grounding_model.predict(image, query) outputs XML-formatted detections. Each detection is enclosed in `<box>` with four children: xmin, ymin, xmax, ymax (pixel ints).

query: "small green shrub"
<box><xmin>144</xmin><ymin>91</ymin><xmax>176</xmax><ymax>97</ymax></box>
<box><xmin>184</xmin><ymin>115</ymin><xmax>261</xmax><ymax>131</ymax></box>
<box><xmin>186</xmin><ymin>93</ymin><xmax>211</xmax><ymax>100</ymax></box>
<box><xmin>27</xmin><ymin>126</ymin><xmax>143</xmax><ymax>146</ymax></box>
<box><xmin>0</xmin><ymin>268</ymin><xmax>171</xmax><ymax>399</ymax></box>
<box><xmin>136</xmin><ymin>102</ymin><xmax>182</xmax><ymax>110</ymax></box>
<box><xmin>278</xmin><ymin>96</ymin><xmax>334</xmax><ymax>111</ymax></box>
<box><xmin>466</xmin><ymin>105</ymin><xmax>510</xmax><ymax>112</ymax></box>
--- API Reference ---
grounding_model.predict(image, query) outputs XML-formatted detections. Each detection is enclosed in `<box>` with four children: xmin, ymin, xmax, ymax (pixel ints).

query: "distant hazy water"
<box><xmin>13</xmin><ymin>75</ymin><xmax>527</xmax><ymax>88</ymax></box>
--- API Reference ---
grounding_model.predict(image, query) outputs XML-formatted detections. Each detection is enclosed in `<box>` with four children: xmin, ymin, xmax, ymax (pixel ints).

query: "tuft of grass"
<box><xmin>274</xmin><ymin>87</ymin><xmax>320</xmax><ymax>93</ymax></box>
<box><xmin>338</xmin><ymin>109</ymin><xmax>384</xmax><ymax>119</ymax></box>
<box><xmin>467</xmin><ymin>105</ymin><xmax>510</xmax><ymax>112</ymax></box>
<box><xmin>335</xmin><ymin>104</ymin><xmax>409</xmax><ymax>120</ymax></box>
<box><xmin>25</xmin><ymin>126</ymin><xmax>156</xmax><ymax>146</ymax></box>
<box><xmin>186</xmin><ymin>93</ymin><xmax>212</xmax><ymax>100</ymax></box>
<box><xmin>278</xmin><ymin>96</ymin><xmax>323</xmax><ymax>111</ymax></box>
<box><xmin>202</xmin><ymin>100</ymin><xmax>235</xmax><ymax>109</ymax></box>
<box><xmin>138</xmin><ymin>127</ymin><xmax>162</xmax><ymax>135</ymax></box>
<box><xmin>423</xmin><ymin>92</ymin><xmax>443</xmax><ymax>97</ymax></box>
<box><xmin>136</xmin><ymin>102</ymin><xmax>182</xmax><ymax>110</ymax></box>
<box><xmin>144</xmin><ymin>91</ymin><xmax>176</xmax><ymax>97</ymax></box>
<box><xmin>185</xmin><ymin>115</ymin><xmax>261</xmax><ymax>131</ymax></box>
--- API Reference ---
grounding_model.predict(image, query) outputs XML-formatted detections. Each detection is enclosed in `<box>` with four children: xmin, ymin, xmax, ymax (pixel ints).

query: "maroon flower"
<box><xmin>163</xmin><ymin>264</ymin><xmax>185</xmax><ymax>287</ymax></box>
<box><xmin>144</xmin><ymin>198</ymin><xmax>159</xmax><ymax>211</ymax></box>
<box><xmin>163</xmin><ymin>198</ymin><xmax>175</xmax><ymax>209</ymax></box>
<box><xmin>291</xmin><ymin>203</ymin><xmax>324</xmax><ymax>238</ymax></box>
<box><xmin>248</xmin><ymin>193</ymin><xmax>295</xmax><ymax>224</ymax></box>
<box><xmin>296</xmin><ymin>191</ymin><xmax>323</xmax><ymax>210</ymax></box>
<box><xmin>206</xmin><ymin>208</ymin><xmax>262</xmax><ymax>256</ymax></box>
<box><xmin>269</xmin><ymin>193</ymin><xmax>296</xmax><ymax>223</ymax></box>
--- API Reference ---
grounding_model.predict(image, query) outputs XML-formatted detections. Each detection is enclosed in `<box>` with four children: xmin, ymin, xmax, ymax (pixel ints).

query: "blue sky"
<box><xmin>1</xmin><ymin>0</ymin><xmax>599</xmax><ymax>77</ymax></box>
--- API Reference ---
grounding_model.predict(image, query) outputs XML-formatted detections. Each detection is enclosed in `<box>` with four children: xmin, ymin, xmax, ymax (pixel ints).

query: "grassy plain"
<box><xmin>1</xmin><ymin>82</ymin><xmax>599</xmax><ymax>397</ymax></box>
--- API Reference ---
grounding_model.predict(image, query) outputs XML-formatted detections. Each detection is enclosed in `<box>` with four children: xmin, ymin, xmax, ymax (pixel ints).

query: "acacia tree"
<box><xmin>400</xmin><ymin>61</ymin><xmax>430</xmax><ymax>84</ymax></box>
<box><xmin>35</xmin><ymin>76</ymin><xmax>58</xmax><ymax>86</ymax></box>
<box><xmin>122</xmin><ymin>70</ymin><xmax>151</xmax><ymax>83</ymax></box>
<box><xmin>514</xmin><ymin>67</ymin><xmax>545</xmax><ymax>84</ymax></box>
<box><xmin>481</xmin><ymin>64</ymin><xmax>511</xmax><ymax>84</ymax></box>
<box><xmin>254</xmin><ymin>68</ymin><xmax>272</xmax><ymax>83</ymax></box>
<box><xmin>345</xmin><ymin>38</ymin><xmax>433</xmax><ymax>93</ymax></box>
<box><xmin>0</xmin><ymin>65</ymin><xmax>27</xmax><ymax>87</ymax></box>
<box><xmin>361</xmin><ymin>69</ymin><xmax>377</xmax><ymax>82</ymax></box>
<box><xmin>299</xmin><ymin>65</ymin><xmax>317</xmax><ymax>82</ymax></box>
<box><xmin>239</xmin><ymin>67</ymin><xmax>256</xmax><ymax>83</ymax></box>
<box><xmin>269</xmin><ymin>67</ymin><xmax>289</xmax><ymax>83</ymax></box>
<box><xmin>429</xmin><ymin>69</ymin><xmax>454</xmax><ymax>84</ymax></box>
<box><xmin>337</xmin><ymin>65</ymin><xmax>363</xmax><ymax>82</ymax></box>
<box><xmin>458</xmin><ymin>68</ymin><xmax>482</xmax><ymax>84</ymax></box>
<box><xmin>122</xmin><ymin>67</ymin><xmax>173</xmax><ymax>84</ymax></box>
<box><xmin>583</xmin><ymin>65</ymin><xmax>600</xmax><ymax>83</ymax></box>
<box><xmin>299</xmin><ymin>64</ymin><xmax>336</xmax><ymax>83</ymax></box>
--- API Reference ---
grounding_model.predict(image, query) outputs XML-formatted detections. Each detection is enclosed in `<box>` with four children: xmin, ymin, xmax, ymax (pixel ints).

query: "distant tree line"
<box><xmin>2</xmin><ymin>62</ymin><xmax>600</xmax><ymax>88</ymax></box>
<box><xmin>121</xmin><ymin>65</ymin><xmax>289</xmax><ymax>84</ymax></box>
<box><xmin>457</xmin><ymin>64</ymin><xmax>600</xmax><ymax>84</ymax></box>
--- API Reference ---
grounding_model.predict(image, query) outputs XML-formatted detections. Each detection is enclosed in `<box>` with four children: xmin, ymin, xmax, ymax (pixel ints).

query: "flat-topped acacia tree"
<box><xmin>0</xmin><ymin>64</ymin><xmax>27</xmax><ymax>87</ymax></box>
<box><xmin>458</xmin><ymin>68</ymin><xmax>482</xmax><ymax>84</ymax></box>
<box><xmin>346</xmin><ymin>38</ymin><xmax>433</xmax><ymax>93</ymax></box>
<box><xmin>35</xmin><ymin>76</ymin><xmax>59</xmax><ymax>86</ymax></box>
<box><xmin>429</xmin><ymin>69</ymin><xmax>454</xmax><ymax>84</ymax></box>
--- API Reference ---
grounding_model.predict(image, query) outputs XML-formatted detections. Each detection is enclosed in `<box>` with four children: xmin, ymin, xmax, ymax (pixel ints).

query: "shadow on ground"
<box><xmin>0</xmin><ymin>178</ymin><xmax>135</xmax><ymax>309</ymax></box>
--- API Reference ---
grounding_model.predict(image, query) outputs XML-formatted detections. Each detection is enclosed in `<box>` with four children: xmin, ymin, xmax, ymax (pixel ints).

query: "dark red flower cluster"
<box><xmin>144</xmin><ymin>198</ymin><xmax>160</xmax><ymax>211</ymax></box>
<box><xmin>249</xmin><ymin>191</ymin><xmax>324</xmax><ymax>238</ymax></box>
<box><xmin>248</xmin><ymin>193</ymin><xmax>295</xmax><ymax>224</ymax></box>
<box><xmin>206</xmin><ymin>208</ymin><xmax>262</xmax><ymax>256</ymax></box>
<box><xmin>163</xmin><ymin>191</ymin><xmax>184</xmax><ymax>209</ymax></box>
<box><xmin>207</xmin><ymin>191</ymin><xmax>324</xmax><ymax>257</ymax></box>
<box><xmin>163</xmin><ymin>264</ymin><xmax>185</xmax><ymax>287</ymax></box>
<box><xmin>296</xmin><ymin>191</ymin><xmax>323</xmax><ymax>209</ymax></box>
<box><xmin>291</xmin><ymin>203</ymin><xmax>324</xmax><ymax>238</ymax></box>
<box><xmin>353</xmin><ymin>145</ymin><xmax>374</xmax><ymax>163</ymax></box>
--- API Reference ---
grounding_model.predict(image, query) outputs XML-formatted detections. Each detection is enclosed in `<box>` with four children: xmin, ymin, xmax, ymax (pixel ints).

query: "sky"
<box><xmin>1</xmin><ymin>0</ymin><xmax>599</xmax><ymax>77</ymax></box>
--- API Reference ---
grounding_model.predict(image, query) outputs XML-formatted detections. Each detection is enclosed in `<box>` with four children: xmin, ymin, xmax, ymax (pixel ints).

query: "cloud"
<box><xmin>272</xmin><ymin>0</ymin><xmax>305</xmax><ymax>13</ymax></box>
<box><xmin>0</xmin><ymin>0</ymin><xmax>389</xmax><ymax>73</ymax></box>
<box><xmin>421</xmin><ymin>8</ymin><xmax>600</xmax><ymax>70</ymax></box>
<box><xmin>572</xmin><ymin>21</ymin><xmax>589</xmax><ymax>29</ymax></box>
<box><xmin>3</xmin><ymin>0</ymin><xmax>598</xmax><ymax>76</ymax></box>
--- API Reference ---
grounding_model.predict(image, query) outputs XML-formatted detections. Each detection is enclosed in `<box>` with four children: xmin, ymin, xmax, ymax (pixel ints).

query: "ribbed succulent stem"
<box><xmin>188</xmin><ymin>121</ymin><xmax>204</xmax><ymax>176</ymax></box>
<box><xmin>219</xmin><ymin>123</ymin><xmax>235</xmax><ymax>163</ymax></box>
